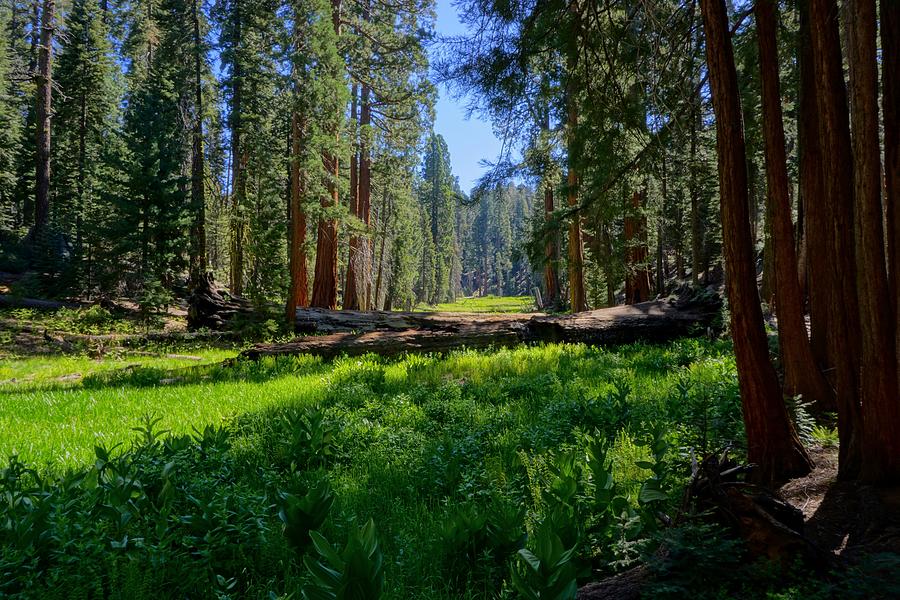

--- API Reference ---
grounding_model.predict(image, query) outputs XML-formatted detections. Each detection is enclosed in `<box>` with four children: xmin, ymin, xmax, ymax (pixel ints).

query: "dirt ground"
<box><xmin>780</xmin><ymin>446</ymin><xmax>900</xmax><ymax>559</ymax></box>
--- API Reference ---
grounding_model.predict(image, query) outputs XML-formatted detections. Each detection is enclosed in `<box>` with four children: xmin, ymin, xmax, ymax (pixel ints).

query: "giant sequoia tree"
<box><xmin>754</xmin><ymin>0</ymin><xmax>833</xmax><ymax>408</ymax></box>
<box><xmin>701</xmin><ymin>0</ymin><xmax>811</xmax><ymax>484</ymax></box>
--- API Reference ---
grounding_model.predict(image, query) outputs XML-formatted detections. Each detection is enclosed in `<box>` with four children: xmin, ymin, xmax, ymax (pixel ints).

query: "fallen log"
<box><xmin>0</xmin><ymin>295</ymin><xmax>81</xmax><ymax>310</ymax></box>
<box><xmin>292</xmin><ymin>306</ymin><xmax>540</xmax><ymax>334</ymax></box>
<box><xmin>241</xmin><ymin>289</ymin><xmax>721</xmax><ymax>360</ymax></box>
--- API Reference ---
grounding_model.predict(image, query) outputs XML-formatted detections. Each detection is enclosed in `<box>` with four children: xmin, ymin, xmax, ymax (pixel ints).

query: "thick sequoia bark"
<box><xmin>848</xmin><ymin>0</ymin><xmax>900</xmax><ymax>483</ymax></box>
<box><xmin>286</xmin><ymin>111</ymin><xmax>309</xmax><ymax>323</ymax></box>
<box><xmin>624</xmin><ymin>190</ymin><xmax>652</xmax><ymax>304</ymax></box>
<box><xmin>311</xmin><ymin>0</ymin><xmax>342</xmax><ymax>310</ymax></box>
<box><xmin>311</xmin><ymin>154</ymin><xmax>340</xmax><ymax>309</ymax></box>
<box><xmin>808</xmin><ymin>0</ymin><xmax>862</xmax><ymax>478</ymax></box>
<box><xmin>798</xmin><ymin>0</ymin><xmax>830</xmax><ymax>372</ymax></box>
<box><xmin>755</xmin><ymin>0</ymin><xmax>834</xmax><ymax>408</ymax></box>
<box><xmin>243</xmin><ymin>291</ymin><xmax>722</xmax><ymax>360</ymax></box>
<box><xmin>33</xmin><ymin>0</ymin><xmax>53</xmax><ymax>237</ymax></box>
<box><xmin>883</xmin><ymin>0</ymin><xmax>900</xmax><ymax>416</ymax></box>
<box><xmin>345</xmin><ymin>80</ymin><xmax>371</xmax><ymax>310</ymax></box>
<box><xmin>701</xmin><ymin>0</ymin><xmax>811</xmax><ymax>485</ymax></box>
<box><xmin>188</xmin><ymin>0</ymin><xmax>207</xmax><ymax>292</ymax></box>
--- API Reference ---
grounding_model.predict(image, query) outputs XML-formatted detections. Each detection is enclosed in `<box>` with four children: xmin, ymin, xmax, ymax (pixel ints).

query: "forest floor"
<box><xmin>780</xmin><ymin>447</ymin><xmax>900</xmax><ymax>560</ymax></box>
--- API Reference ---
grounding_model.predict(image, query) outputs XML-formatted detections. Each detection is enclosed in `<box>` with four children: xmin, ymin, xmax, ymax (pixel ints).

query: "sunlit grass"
<box><xmin>1</xmin><ymin>338</ymin><xmax>744</xmax><ymax>597</ymax></box>
<box><xmin>0</xmin><ymin>339</ymin><xmax>736</xmax><ymax>474</ymax></box>
<box><xmin>0</xmin><ymin>346</ymin><xmax>234</xmax><ymax>388</ymax></box>
<box><xmin>415</xmin><ymin>294</ymin><xmax>537</xmax><ymax>313</ymax></box>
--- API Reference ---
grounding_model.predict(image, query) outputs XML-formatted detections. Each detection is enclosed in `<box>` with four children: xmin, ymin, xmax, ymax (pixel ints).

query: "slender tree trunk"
<box><xmin>311</xmin><ymin>0</ymin><xmax>343</xmax><ymax>309</ymax></box>
<box><xmin>543</xmin><ymin>181</ymin><xmax>559</xmax><ymax>308</ymax></box>
<box><xmin>344</xmin><ymin>83</ymin><xmax>361</xmax><ymax>310</ymax></box>
<box><xmin>624</xmin><ymin>190</ymin><xmax>652</xmax><ymax>304</ymax></box>
<box><xmin>756</xmin><ymin>0</ymin><xmax>835</xmax><ymax>408</ymax></box>
<box><xmin>229</xmin><ymin>12</ymin><xmax>245</xmax><ymax>296</ymax></box>
<box><xmin>33</xmin><ymin>0</ymin><xmax>53</xmax><ymax>238</ymax></box>
<box><xmin>601</xmin><ymin>223</ymin><xmax>615</xmax><ymax>306</ymax></box>
<box><xmin>373</xmin><ymin>187</ymin><xmax>391</xmax><ymax>309</ymax></box>
<box><xmin>76</xmin><ymin>87</ymin><xmax>86</xmax><ymax>259</ymax></box>
<box><xmin>345</xmin><ymin>79</ymin><xmax>371</xmax><ymax>310</ymax></box>
<box><xmin>798</xmin><ymin>0</ymin><xmax>829</xmax><ymax>371</ymax></box>
<box><xmin>809</xmin><ymin>0</ymin><xmax>863</xmax><ymax>478</ymax></box>
<box><xmin>701</xmin><ymin>0</ymin><xmax>812</xmax><ymax>485</ymax></box>
<box><xmin>657</xmin><ymin>159</ymin><xmax>667</xmax><ymax>295</ymax></box>
<box><xmin>286</xmin><ymin>111</ymin><xmax>309</xmax><ymax>322</ymax></box>
<box><xmin>566</xmin><ymin>96</ymin><xmax>587</xmax><ymax>312</ymax></box>
<box><xmin>848</xmin><ymin>0</ymin><xmax>900</xmax><ymax>483</ymax></box>
<box><xmin>690</xmin><ymin>20</ymin><xmax>703</xmax><ymax>285</ymax></box>
<box><xmin>360</xmin><ymin>82</ymin><xmax>372</xmax><ymax>308</ymax></box>
<box><xmin>541</xmin><ymin>110</ymin><xmax>560</xmax><ymax>309</ymax></box>
<box><xmin>189</xmin><ymin>0</ymin><xmax>207</xmax><ymax>291</ymax></box>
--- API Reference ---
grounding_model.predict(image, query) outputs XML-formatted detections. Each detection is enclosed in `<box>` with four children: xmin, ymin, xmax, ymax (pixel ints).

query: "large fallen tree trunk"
<box><xmin>292</xmin><ymin>306</ymin><xmax>540</xmax><ymax>334</ymax></box>
<box><xmin>241</xmin><ymin>289</ymin><xmax>721</xmax><ymax>360</ymax></box>
<box><xmin>0</xmin><ymin>295</ymin><xmax>81</xmax><ymax>310</ymax></box>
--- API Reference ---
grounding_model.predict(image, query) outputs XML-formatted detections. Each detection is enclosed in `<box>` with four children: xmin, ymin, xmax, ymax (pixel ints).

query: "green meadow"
<box><xmin>1</xmin><ymin>339</ymin><xmax>793</xmax><ymax>598</ymax></box>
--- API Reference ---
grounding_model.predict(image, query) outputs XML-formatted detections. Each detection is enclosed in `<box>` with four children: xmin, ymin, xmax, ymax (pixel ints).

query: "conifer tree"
<box><xmin>53</xmin><ymin>0</ymin><xmax>120</xmax><ymax>289</ymax></box>
<box><xmin>0</xmin><ymin>7</ymin><xmax>23</xmax><ymax>232</ymax></box>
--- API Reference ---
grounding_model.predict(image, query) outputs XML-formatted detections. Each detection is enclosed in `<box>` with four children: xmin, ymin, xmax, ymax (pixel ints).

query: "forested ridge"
<box><xmin>2</xmin><ymin>0</ymin><xmax>900</xmax><ymax>597</ymax></box>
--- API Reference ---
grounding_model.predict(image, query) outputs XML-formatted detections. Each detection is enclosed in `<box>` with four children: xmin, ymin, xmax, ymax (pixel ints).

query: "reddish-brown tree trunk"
<box><xmin>346</xmin><ymin>81</ymin><xmax>371</xmax><ymax>310</ymax></box>
<box><xmin>311</xmin><ymin>155</ymin><xmax>340</xmax><ymax>309</ymax></box>
<box><xmin>344</xmin><ymin>83</ymin><xmax>361</xmax><ymax>310</ymax></box>
<box><xmin>566</xmin><ymin>96</ymin><xmax>587</xmax><ymax>313</ymax></box>
<box><xmin>286</xmin><ymin>112</ymin><xmax>309</xmax><ymax>322</ymax></box>
<box><xmin>188</xmin><ymin>0</ymin><xmax>207</xmax><ymax>292</ymax></box>
<box><xmin>701</xmin><ymin>0</ymin><xmax>812</xmax><ymax>485</ymax></box>
<box><xmin>624</xmin><ymin>190</ymin><xmax>652</xmax><ymax>304</ymax></box>
<box><xmin>809</xmin><ymin>0</ymin><xmax>863</xmax><ymax>478</ymax></box>
<box><xmin>798</xmin><ymin>0</ymin><xmax>830</xmax><ymax>372</ymax></box>
<box><xmin>543</xmin><ymin>182</ymin><xmax>559</xmax><ymax>308</ymax></box>
<box><xmin>373</xmin><ymin>187</ymin><xmax>391</xmax><ymax>309</ymax></box>
<box><xmin>541</xmin><ymin>110</ymin><xmax>560</xmax><ymax>309</ymax></box>
<box><xmin>848</xmin><ymin>0</ymin><xmax>900</xmax><ymax>483</ymax></box>
<box><xmin>33</xmin><ymin>0</ymin><xmax>53</xmax><ymax>237</ymax></box>
<box><xmin>755</xmin><ymin>0</ymin><xmax>835</xmax><ymax>408</ymax></box>
<box><xmin>311</xmin><ymin>0</ymin><xmax>343</xmax><ymax>310</ymax></box>
<box><xmin>883</xmin><ymin>0</ymin><xmax>900</xmax><ymax>399</ymax></box>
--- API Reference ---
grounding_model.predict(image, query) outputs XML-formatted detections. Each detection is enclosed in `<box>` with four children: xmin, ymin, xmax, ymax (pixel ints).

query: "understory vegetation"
<box><xmin>2</xmin><ymin>339</ymin><xmax>891</xmax><ymax>599</ymax></box>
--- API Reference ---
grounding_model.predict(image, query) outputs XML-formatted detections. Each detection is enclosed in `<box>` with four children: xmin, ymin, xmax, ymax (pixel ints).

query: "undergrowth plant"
<box><xmin>2</xmin><ymin>338</ymin><xmax>873</xmax><ymax>599</ymax></box>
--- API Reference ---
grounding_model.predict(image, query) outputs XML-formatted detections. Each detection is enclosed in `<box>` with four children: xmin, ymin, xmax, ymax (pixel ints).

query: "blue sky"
<box><xmin>431</xmin><ymin>0</ymin><xmax>503</xmax><ymax>194</ymax></box>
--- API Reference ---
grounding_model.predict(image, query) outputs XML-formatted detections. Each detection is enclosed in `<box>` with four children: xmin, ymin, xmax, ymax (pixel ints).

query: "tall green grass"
<box><xmin>1</xmin><ymin>339</ymin><xmax>753</xmax><ymax>598</ymax></box>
